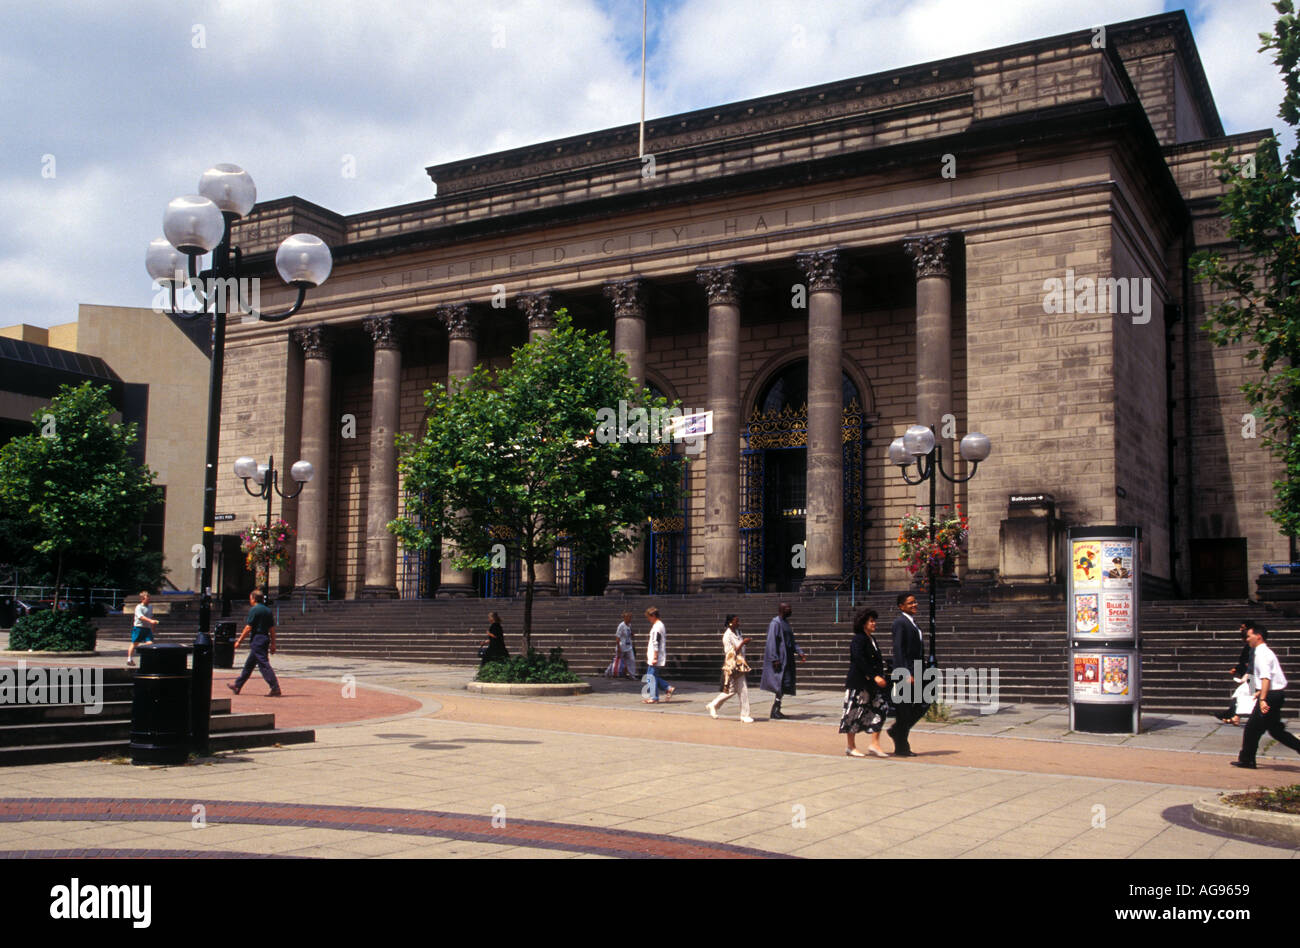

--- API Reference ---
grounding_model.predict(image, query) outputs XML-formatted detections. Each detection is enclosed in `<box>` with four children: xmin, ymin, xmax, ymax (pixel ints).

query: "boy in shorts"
<box><xmin>127</xmin><ymin>591</ymin><xmax>159</xmax><ymax>666</ymax></box>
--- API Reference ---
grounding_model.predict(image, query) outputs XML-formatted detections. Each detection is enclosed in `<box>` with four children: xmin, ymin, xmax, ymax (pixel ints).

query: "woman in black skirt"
<box><xmin>840</xmin><ymin>607</ymin><xmax>890</xmax><ymax>758</ymax></box>
<box><xmin>480</xmin><ymin>611</ymin><xmax>509</xmax><ymax>664</ymax></box>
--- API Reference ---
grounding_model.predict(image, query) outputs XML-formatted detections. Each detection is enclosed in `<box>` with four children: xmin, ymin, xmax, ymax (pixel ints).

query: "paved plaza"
<box><xmin>1</xmin><ymin>645</ymin><xmax>1298</xmax><ymax>859</ymax></box>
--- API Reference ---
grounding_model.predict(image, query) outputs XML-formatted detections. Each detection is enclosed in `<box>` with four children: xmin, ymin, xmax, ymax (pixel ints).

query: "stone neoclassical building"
<box><xmin>214</xmin><ymin>11</ymin><xmax>1286</xmax><ymax>604</ymax></box>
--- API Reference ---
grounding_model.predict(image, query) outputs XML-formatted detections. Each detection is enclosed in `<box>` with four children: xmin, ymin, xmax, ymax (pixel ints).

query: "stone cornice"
<box><xmin>291</xmin><ymin>324</ymin><xmax>332</xmax><ymax>360</ymax></box>
<box><xmin>1109</xmin><ymin>11</ymin><xmax>1222</xmax><ymax>139</ymax></box>
<box><xmin>428</xmin><ymin>73</ymin><xmax>973</xmax><ymax>198</ymax></box>
<box><xmin>434</xmin><ymin>303</ymin><xmax>476</xmax><ymax>341</ymax></box>
<box><xmin>362</xmin><ymin>314</ymin><xmax>404</xmax><ymax>350</ymax></box>
<box><xmin>696</xmin><ymin>264</ymin><xmax>744</xmax><ymax>306</ymax></box>
<box><xmin>795</xmin><ymin>250</ymin><xmax>843</xmax><ymax>292</ymax></box>
<box><xmin>603</xmin><ymin>278</ymin><xmax>648</xmax><ymax>319</ymax></box>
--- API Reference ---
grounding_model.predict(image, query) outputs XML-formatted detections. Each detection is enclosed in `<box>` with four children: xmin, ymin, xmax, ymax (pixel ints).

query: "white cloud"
<box><xmin>1187</xmin><ymin>0</ymin><xmax>1289</xmax><ymax>144</ymax></box>
<box><xmin>0</xmin><ymin>0</ymin><xmax>1286</xmax><ymax>330</ymax></box>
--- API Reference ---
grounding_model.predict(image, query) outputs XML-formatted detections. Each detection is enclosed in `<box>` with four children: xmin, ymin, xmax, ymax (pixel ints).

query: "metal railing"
<box><xmin>0</xmin><ymin>585</ymin><xmax>130</xmax><ymax>612</ymax></box>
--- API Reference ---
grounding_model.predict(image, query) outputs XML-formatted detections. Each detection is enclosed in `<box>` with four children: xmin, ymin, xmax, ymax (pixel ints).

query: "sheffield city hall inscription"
<box><xmin>365</xmin><ymin>201</ymin><xmax>835</xmax><ymax>295</ymax></box>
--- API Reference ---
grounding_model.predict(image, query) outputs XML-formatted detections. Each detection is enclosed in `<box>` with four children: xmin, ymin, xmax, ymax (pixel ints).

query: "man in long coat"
<box><xmin>760</xmin><ymin>602</ymin><xmax>807</xmax><ymax>719</ymax></box>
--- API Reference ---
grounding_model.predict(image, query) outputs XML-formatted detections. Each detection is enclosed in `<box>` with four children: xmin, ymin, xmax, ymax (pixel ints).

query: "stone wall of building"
<box><xmin>1165</xmin><ymin>133</ymin><xmax>1290</xmax><ymax>590</ymax></box>
<box><xmin>965</xmin><ymin>201</ymin><xmax>1118</xmax><ymax>576</ymax></box>
<box><xmin>215</xmin><ymin>331</ymin><xmax>302</xmax><ymax>594</ymax></box>
<box><xmin>330</xmin><ymin>358</ymin><xmax>372</xmax><ymax>599</ymax></box>
<box><xmin>1109</xmin><ymin>226</ymin><xmax>1171</xmax><ymax>580</ymax></box>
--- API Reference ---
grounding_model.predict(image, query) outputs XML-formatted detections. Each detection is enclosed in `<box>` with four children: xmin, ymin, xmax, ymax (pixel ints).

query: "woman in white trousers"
<box><xmin>706</xmin><ymin>614</ymin><xmax>754</xmax><ymax>722</ymax></box>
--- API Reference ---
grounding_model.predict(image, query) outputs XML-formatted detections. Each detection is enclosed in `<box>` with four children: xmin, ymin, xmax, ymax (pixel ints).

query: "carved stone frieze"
<box><xmin>291</xmin><ymin>324</ymin><xmax>332</xmax><ymax>360</ymax></box>
<box><xmin>435</xmin><ymin>302</ymin><xmax>476</xmax><ymax>340</ymax></box>
<box><xmin>795</xmin><ymin>249</ymin><xmax>843</xmax><ymax>292</ymax></box>
<box><xmin>904</xmin><ymin>234</ymin><xmax>954</xmax><ymax>280</ymax></box>
<box><xmin>362</xmin><ymin>314</ymin><xmax>404</xmax><ymax>350</ymax></box>
<box><xmin>603</xmin><ymin>278</ymin><xmax>648</xmax><ymax>318</ymax></box>
<box><xmin>696</xmin><ymin>264</ymin><xmax>744</xmax><ymax>306</ymax></box>
<box><xmin>516</xmin><ymin>291</ymin><xmax>556</xmax><ymax>332</ymax></box>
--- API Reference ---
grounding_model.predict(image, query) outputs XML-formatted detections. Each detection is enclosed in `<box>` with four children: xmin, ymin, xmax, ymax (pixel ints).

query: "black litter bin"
<box><xmin>129</xmin><ymin>643</ymin><xmax>192</xmax><ymax>765</ymax></box>
<box><xmin>191</xmin><ymin>630</ymin><xmax>213</xmax><ymax>753</ymax></box>
<box><xmin>213</xmin><ymin>620</ymin><xmax>237</xmax><ymax>669</ymax></box>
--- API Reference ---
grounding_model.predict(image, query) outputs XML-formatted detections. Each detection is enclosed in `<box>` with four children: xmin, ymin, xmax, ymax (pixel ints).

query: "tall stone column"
<box><xmin>516</xmin><ymin>291</ymin><xmax>559</xmax><ymax>595</ymax></box>
<box><xmin>290</xmin><ymin>325</ymin><xmax>333</xmax><ymax>598</ymax></box>
<box><xmin>697</xmin><ymin>264</ymin><xmax>744</xmax><ymax>592</ymax></box>
<box><xmin>904</xmin><ymin>233</ymin><xmax>955</xmax><ymax>514</ymax></box>
<box><xmin>361</xmin><ymin>314</ymin><xmax>403</xmax><ymax>598</ymax></box>
<box><xmin>797</xmin><ymin>249</ymin><xmax>844</xmax><ymax>591</ymax></box>
<box><xmin>518</xmin><ymin>290</ymin><xmax>556</xmax><ymax>342</ymax></box>
<box><xmin>436</xmin><ymin>303</ymin><xmax>478</xmax><ymax>598</ymax></box>
<box><xmin>604</xmin><ymin>278</ymin><xmax>649</xmax><ymax>595</ymax></box>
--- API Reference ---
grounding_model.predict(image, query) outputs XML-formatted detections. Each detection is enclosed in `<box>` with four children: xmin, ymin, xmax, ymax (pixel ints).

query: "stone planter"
<box><xmin>465</xmin><ymin>681</ymin><xmax>592</xmax><ymax>696</ymax></box>
<box><xmin>1192</xmin><ymin>794</ymin><xmax>1300</xmax><ymax>845</ymax></box>
<box><xmin>1</xmin><ymin>650</ymin><xmax>99</xmax><ymax>658</ymax></box>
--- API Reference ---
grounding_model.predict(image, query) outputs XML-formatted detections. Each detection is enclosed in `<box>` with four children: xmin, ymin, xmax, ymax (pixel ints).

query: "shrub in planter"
<box><xmin>8</xmin><ymin>610</ymin><xmax>97</xmax><ymax>651</ymax></box>
<box><xmin>475</xmin><ymin>646</ymin><xmax>581</xmax><ymax>684</ymax></box>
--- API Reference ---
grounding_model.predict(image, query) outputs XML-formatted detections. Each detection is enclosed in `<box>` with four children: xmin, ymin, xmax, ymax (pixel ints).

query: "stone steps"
<box><xmin>92</xmin><ymin>594</ymin><xmax>1300</xmax><ymax>715</ymax></box>
<box><xmin>0</xmin><ymin>727</ymin><xmax>316</xmax><ymax>767</ymax></box>
<box><xmin>0</xmin><ymin>663</ymin><xmax>314</xmax><ymax>765</ymax></box>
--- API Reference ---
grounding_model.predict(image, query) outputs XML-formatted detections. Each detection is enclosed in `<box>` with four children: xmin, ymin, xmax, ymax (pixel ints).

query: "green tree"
<box><xmin>0</xmin><ymin>382</ymin><xmax>163</xmax><ymax>607</ymax></box>
<box><xmin>1192</xmin><ymin>0</ymin><xmax>1300</xmax><ymax>545</ymax></box>
<box><xmin>391</xmin><ymin>311</ymin><xmax>686</xmax><ymax>647</ymax></box>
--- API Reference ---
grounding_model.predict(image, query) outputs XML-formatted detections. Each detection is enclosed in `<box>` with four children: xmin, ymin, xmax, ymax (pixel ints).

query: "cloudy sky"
<box><xmin>0</xmin><ymin>0</ymin><xmax>1285</xmax><ymax>329</ymax></box>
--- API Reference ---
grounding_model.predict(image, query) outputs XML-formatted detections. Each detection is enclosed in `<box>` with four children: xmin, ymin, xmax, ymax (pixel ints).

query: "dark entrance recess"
<box><xmin>741</xmin><ymin>361</ymin><xmax>868</xmax><ymax>593</ymax></box>
<box><xmin>1189</xmin><ymin>538</ymin><xmax>1249</xmax><ymax>600</ymax></box>
<box><xmin>215</xmin><ymin>533</ymin><xmax>252</xmax><ymax>614</ymax></box>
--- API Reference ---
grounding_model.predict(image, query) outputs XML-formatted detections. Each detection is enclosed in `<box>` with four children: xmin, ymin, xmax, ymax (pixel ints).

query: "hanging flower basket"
<box><xmin>241</xmin><ymin>518</ymin><xmax>294</xmax><ymax>586</ymax></box>
<box><xmin>897</xmin><ymin>507</ymin><xmax>968</xmax><ymax>587</ymax></box>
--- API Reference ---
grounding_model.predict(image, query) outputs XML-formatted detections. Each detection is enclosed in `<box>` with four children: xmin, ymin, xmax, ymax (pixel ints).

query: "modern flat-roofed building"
<box><xmin>0</xmin><ymin>305</ymin><xmax>209</xmax><ymax>593</ymax></box>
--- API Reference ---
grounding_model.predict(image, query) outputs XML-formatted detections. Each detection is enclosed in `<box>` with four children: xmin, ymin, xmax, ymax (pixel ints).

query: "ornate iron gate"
<box><xmin>740</xmin><ymin>400</ymin><xmax>868</xmax><ymax>592</ymax></box>
<box><xmin>399</xmin><ymin>488</ymin><xmax>435</xmax><ymax>599</ymax></box>
<box><xmin>482</xmin><ymin>526</ymin><xmax>519</xmax><ymax>598</ymax></box>
<box><xmin>648</xmin><ymin>449</ymin><xmax>689</xmax><ymax>594</ymax></box>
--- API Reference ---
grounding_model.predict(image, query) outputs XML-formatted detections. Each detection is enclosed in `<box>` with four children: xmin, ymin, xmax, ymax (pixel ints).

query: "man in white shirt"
<box><xmin>126</xmin><ymin>591</ymin><xmax>159</xmax><ymax>667</ymax></box>
<box><xmin>615</xmin><ymin>612</ymin><xmax>637</xmax><ymax>679</ymax></box>
<box><xmin>642</xmin><ymin>606</ymin><xmax>674</xmax><ymax>703</ymax></box>
<box><xmin>1233</xmin><ymin>624</ymin><xmax>1300</xmax><ymax>769</ymax></box>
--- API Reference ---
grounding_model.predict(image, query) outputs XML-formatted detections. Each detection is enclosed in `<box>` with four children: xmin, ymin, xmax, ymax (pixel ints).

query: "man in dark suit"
<box><xmin>888</xmin><ymin>590</ymin><xmax>928</xmax><ymax>756</ymax></box>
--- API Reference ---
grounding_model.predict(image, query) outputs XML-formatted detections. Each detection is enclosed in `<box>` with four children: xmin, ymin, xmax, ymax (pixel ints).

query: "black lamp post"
<box><xmin>235</xmin><ymin>455</ymin><xmax>313</xmax><ymax>602</ymax></box>
<box><xmin>145</xmin><ymin>163</ymin><xmax>332</xmax><ymax>645</ymax></box>
<box><xmin>889</xmin><ymin>425</ymin><xmax>991</xmax><ymax>667</ymax></box>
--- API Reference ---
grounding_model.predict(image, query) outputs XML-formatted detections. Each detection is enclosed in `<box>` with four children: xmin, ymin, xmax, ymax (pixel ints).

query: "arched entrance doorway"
<box><xmin>740</xmin><ymin>361</ymin><xmax>868</xmax><ymax>592</ymax></box>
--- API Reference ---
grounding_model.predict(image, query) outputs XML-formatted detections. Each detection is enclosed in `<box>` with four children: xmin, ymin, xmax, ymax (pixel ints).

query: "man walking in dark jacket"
<box><xmin>887</xmin><ymin>591</ymin><xmax>928</xmax><ymax>756</ymax></box>
<box><xmin>761</xmin><ymin>602</ymin><xmax>807</xmax><ymax>719</ymax></box>
<box><xmin>228</xmin><ymin>590</ymin><xmax>281</xmax><ymax>697</ymax></box>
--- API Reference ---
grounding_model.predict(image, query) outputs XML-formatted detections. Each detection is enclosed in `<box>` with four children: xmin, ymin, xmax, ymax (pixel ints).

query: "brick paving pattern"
<box><xmin>0</xmin><ymin>798</ymin><xmax>788</xmax><ymax>859</ymax></box>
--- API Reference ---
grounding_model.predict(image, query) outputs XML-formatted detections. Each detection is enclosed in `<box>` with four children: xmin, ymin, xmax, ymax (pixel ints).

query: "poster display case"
<box><xmin>1067</xmin><ymin>526</ymin><xmax>1141</xmax><ymax>734</ymax></box>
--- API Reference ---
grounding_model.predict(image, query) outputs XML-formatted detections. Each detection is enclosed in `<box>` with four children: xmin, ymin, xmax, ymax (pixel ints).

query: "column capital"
<box><xmin>603</xmin><ymin>278</ymin><xmax>648</xmax><ymax>318</ymax></box>
<box><xmin>291</xmin><ymin>324</ymin><xmax>333</xmax><ymax>360</ymax></box>
<box><xmin>516</xmin><ymin>291</ymin><xmax>555</xmax><ymax>332</ymax></box>
<box><xmin>362</xmin><ymin>314</ymin><xmax>404</xmax><ymax>350</ymax></box>
<box><xmin>904</xmin><ymin>233</ymin><xmax>954</xmax><ymax>279</ymax></box>
<box><xmin>435</xmin><ymin>302</ymin><xmax>476</xmax><ymax>340</ymax></box>
<box><xmin>795</xmin><ymin>249</ymin><xmax>843</xmax><ymax>292</ymax></box>
<box><xmin>696</xmin><ymin>264</ymin><xmax>744</xmax><ymax>305</ymax></box>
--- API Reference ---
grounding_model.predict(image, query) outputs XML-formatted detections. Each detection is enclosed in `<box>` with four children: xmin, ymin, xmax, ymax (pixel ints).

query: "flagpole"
<box><xmin>639</xmin><ymin>0</ymin><xmax>647</xmax><ymax>157</ymax></box>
